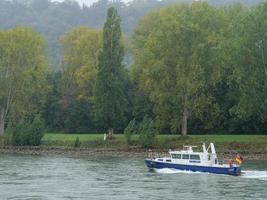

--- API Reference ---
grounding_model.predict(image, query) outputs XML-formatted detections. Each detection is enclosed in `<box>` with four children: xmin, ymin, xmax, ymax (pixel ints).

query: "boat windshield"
<box><xmin>171</xmin><ymin>154</ymin><xmax>181</xmax><ymax>159</ymax></box>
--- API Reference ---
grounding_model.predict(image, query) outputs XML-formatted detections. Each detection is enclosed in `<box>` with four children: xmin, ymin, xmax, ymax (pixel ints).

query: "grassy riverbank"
<box><xmin>1</xmin><ymin>134</ymin><xmax>266</xmax><ymax>159</ymax></box>
<box><xmin>42</xmin><ymin>133</ymin><xmax>267</xmax><ymax>153</ymax></box>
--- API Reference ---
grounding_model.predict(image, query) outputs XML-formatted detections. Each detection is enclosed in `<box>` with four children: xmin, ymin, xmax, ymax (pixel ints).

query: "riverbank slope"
<box><xmin>0</xmin><ymin>134</ymin><xmax>266</xmax><ymax>160</ymax></box>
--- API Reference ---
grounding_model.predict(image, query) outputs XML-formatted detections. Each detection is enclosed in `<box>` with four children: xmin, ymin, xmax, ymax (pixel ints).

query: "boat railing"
<box><xmin>183</xmin><ymin>145</ymin><xmax>197</xmax><ymax>151</ymax></box>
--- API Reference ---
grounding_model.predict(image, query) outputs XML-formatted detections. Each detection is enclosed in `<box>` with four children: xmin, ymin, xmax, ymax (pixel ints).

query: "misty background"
<box><xmin>0</xmin><ymin>0</ymin><xmax>263</xmax><ymax>69</ymax></box>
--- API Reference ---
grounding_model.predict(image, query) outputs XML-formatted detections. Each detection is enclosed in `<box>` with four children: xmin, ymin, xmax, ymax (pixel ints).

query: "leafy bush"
<box><xmin>139</xmin><ymin>117</ymin><xmax>158</xmax><ymax>148</ymax></box>
<box><xmin>0</xmin><ymin>134</ymin><xmax>11</xmax><ymax>147</ymax></box>
<box><xmin>74</xmin><ymin>136</ymin><xmax>81</xmax><ymax>147</ymax></box>
<box><xmin>10</xmin><ymin>115</ymin><xmax>45</xmax><ymax>146</ymax></box>
<box><xmin>124</xmin><ymin>119</ymin><xmax>137</xmax><ymax>145</ymax></box>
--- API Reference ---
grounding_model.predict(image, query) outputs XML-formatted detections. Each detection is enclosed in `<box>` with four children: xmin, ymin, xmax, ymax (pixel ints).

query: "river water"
<box><xmin>0</xmin><ymin>154</ymin><xmax>266</xmax><ymax>200</ymax></box>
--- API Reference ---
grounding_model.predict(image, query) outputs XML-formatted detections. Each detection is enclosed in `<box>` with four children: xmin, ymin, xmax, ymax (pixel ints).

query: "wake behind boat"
<box><xmin>145</xmin><ymin>143</ymin><xmax>244</xmax><ymax>176</ymax></box>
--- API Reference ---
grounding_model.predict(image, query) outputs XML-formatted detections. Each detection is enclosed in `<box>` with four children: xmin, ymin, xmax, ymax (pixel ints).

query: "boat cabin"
<box><xmin>155</xmin><ymin>143</ymin><xmax>221</xmax><ymax>166</ymax></box>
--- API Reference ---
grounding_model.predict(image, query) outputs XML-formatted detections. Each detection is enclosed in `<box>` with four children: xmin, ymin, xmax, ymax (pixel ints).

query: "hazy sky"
<box><xmin>53</xmin><ymin>0</ymin><xmax>133</xmax><ymax>6</ymax></box>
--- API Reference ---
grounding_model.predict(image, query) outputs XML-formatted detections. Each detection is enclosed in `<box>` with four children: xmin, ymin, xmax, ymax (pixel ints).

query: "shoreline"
<box><xmin>0</xmin><ymin>146</ymin><xmax>266</xmax><ymax>160</ymax></box>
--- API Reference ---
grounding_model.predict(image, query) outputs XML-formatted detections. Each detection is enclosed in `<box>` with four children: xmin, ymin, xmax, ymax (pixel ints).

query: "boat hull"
<box><xmin>145</xmin><ymin>159</ymin><xmax>241</xmax><ymax>176</ymax></box>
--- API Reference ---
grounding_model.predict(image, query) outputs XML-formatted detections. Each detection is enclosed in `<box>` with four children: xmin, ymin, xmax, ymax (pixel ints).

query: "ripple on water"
<box><xmin>242</xmin><ymin>170</ymin><xmax>267</xmax><ymax>181</ymax></box>
<box><xmin>154</xmin><ymin>168</ymin><xmax>203</xmax><ymax>174</ymax></box>
<box><xmin>155</xmin><ymin>167</ymin><xmax>267</xmax><ymax>181</ymax></box>
<box><xmin>0</xmin><ymin>155</ymin><xmax>266</xmax><ymax>200</ymax></box>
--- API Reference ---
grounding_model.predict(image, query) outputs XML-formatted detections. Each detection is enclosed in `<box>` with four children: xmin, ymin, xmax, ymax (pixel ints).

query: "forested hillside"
<box><xmin>0</xmin><ymin>0</ymin><xmax>263</xmax><ymax>68</ymax></box>
<box><xmin>0</xmin><ymin>0</ymin><xmax>266</xmax><ymax>139</ymax></box>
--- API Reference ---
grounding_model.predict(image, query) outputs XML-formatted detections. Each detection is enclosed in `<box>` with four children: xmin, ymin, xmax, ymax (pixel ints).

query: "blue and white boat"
<box><xmin>145</xmin><ymin>143</ymin><xmax>243</xmax><ymax>176</ymax></box>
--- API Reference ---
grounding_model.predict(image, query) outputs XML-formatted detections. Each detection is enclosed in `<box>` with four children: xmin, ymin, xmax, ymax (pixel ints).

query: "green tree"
<box><xmin>226</xmin><ymin>2</ymin><xmax>267</xmax><ymax>130</ymax></box>
<box><xmin>0</xmin><ymin>27</ymin><xmax>48</xmax><ymax>136</ymax></box>
<box><xmin>42</xmin><ymin>72</ymin><xmax>63</xmax><ymax>131</ymax></box>
<box><xmin>95</xmin><ymin>7</ymin><xmax>127</xmax><ymax>138</ymax></box>
<box><xmin>132</xmin><ymin>2</ymin><xmax>225</xmax><ymax>136</ymax></box>
<box><xmin>59</xmin><ymin>27</ymin><xmax>103</xmax><ymax>132</ymax></box>
<box><xmin>138</xmin><ymin>116</ymin><xmax>158</xmax><ymax>148</ymax></box>
<box><xmin>61</xmin><ymin>27</ymin><xmax>102</xmax><ymax>102</ymax></box>
<box><xmin>10</xmin><ymin>115</ymin><xmax>45</xmax><ymax>146</ymax></box>
<box><xmin>124</xmin><ymin>119</ymin><xmax>137</xmax><ymax>145</ymax></box>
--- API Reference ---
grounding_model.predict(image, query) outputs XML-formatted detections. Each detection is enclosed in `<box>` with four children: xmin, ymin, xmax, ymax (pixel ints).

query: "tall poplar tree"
<box><xmin>95</xmin><ymin>7</ymin><xmax>126</xmax><ymax>138</ymax></box>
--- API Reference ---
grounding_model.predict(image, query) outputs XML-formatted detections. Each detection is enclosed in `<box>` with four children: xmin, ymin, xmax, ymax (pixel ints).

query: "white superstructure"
<box><xmin>152</xmin><ymin>143</ymin><xmax>233</xmax><ymax>168</ymax></box>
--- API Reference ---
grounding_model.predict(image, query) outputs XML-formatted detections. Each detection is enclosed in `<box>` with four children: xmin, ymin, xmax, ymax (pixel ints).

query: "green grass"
<box><xmin>183</xmin><ymin>135</ymin><xmax>267</xmax><ymax>143</ymax></box>
<box><xmin>42</xmin><ymin>133</ymin><xmax>267</xmax><ymax>153</ymax></box>
<box><xmin>42</xmin><ymin>133</ymin><xmax>128</xmax><ymax>148</ymax></box>
<box><xmin>154</xmin><ymin>135</ymin><xmax>267</xmax><ymax>152</ymax></box>
<box><xmin>43</xmin><ymin>133</ymin><xmax>105</xmax><ymax>142</ymax></box>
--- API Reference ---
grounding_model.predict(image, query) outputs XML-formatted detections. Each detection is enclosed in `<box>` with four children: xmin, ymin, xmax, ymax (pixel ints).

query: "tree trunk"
<box><xmin>0</xmin><ymin>109</ymin><xmax>4</xmax><ymax>136</ymax></box>
<box><xmin>181</xmin><ymin>107</ymin><xmax>188</xmax><ymax>136</ymax></box>
<box><xmin>108</xmin><ymin>128</ymin><xmax>113</xmax><ymax>140</ymax></box>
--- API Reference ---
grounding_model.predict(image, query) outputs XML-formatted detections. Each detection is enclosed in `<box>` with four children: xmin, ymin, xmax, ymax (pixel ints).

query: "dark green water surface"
<box><xmin>0</xmin><ymin>154</ymin><xmax>266</xmax><ymax>200</ymax></box>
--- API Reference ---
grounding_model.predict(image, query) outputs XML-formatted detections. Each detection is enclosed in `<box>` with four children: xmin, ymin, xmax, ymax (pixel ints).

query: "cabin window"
<box><xmin>182</xmin><ymin>154</ymin><xmax>189</xmax><ymax>159</ymax></box>
<box><xmin>190</xmin><ymin>154</ymin><xmax>200</xmax><ymax>160</ymax></box>
<box><xmin>172</xmin><ymin>154</ymin><xmax>181</xmax><ymax>159</ymax></box>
